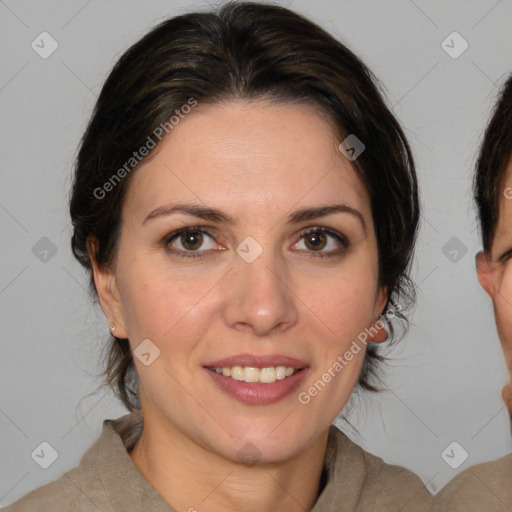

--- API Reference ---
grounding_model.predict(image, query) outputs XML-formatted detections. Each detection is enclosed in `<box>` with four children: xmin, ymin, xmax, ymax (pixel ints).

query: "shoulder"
<box><xmin>322</xmin><ymin>425</ymin><xmax>432</xmax><ymax>512</ymax></box>
<box><xmin>1</xmin><ymin>467</ymin><xmax>102</xmax><ymax>512</ymax></box>
<box><xmin>434</xmin><ymin>453</ymin><xmax>512</xmax><ymax>511</ymax></box>
<box><xmin>1</xmin><ymin>413</ymin><xmax>143</xmax><ymax>512</ymax></box>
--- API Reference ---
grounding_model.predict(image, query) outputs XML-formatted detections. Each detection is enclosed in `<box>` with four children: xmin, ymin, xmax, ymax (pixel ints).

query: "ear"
<box><xmin>368</xmin><ymin>286</ymin><xmax>388</xmax><ymax>343</ymax></box>
<box><xmin>501</xmin><ymin>379</ymin><xmax>512</xmax><ymax>417</ymax></box>
<box><xmin>87</xmin><ymin>237</ymin><xmax>128</xmax><ymax>338</ymax></box>
<box><xmin>476</xmin><ymin>251</ymin><xmax>497</xmax><ymax>298</ymax></box>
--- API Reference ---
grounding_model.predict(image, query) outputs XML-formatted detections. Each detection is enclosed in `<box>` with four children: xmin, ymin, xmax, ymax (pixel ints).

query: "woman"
<box><xmin>3</xmin><ymin>2</ymin><xmax>431</xmax><ymax>511</ymax></box>
<box><xmin>433</xmin><ymin>76</ymin><xmax>512</xmax><ymax>511</ymax></box>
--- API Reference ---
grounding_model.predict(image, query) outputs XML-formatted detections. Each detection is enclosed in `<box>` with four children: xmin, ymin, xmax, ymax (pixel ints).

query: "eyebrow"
<box><xmin>142</xmin><ymin>202</ymin><xmax>366</xmax><ymax>232</ymax></box>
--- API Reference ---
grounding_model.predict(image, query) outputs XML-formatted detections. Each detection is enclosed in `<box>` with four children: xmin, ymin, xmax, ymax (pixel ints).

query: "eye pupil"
<box><xmin>182</xmin><ymin>231</ymin><xmax>203</xmax><ymax>250</ymax></box>
<box><xmin>305</xmin><ymin>232</ymin><xmax>326</xmax><ymax>251</ymax></box>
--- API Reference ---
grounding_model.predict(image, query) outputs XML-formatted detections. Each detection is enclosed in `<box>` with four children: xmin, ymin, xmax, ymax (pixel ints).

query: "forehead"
<box><xmin>123</xmin><ymin>100</ymin><xmax>371</xmax><ymax>223</ymax></box>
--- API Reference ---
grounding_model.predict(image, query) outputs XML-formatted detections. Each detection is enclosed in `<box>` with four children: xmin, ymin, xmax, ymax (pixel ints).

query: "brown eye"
<box><xmin>180</xmin><ymin>230</ymin><xmax>203</xmax><ymax>250</ymax></box>
<box><xmin>304</xmin><ymin>231</ymin><xmax>327</xmax><ymax>251</ymax></box>
<box><xmin>165</xmin><ymin>227</ymin><xmax>218</xmax><ymax>257</ymax></box>
<box><xmin>499</xmin><ymin>249</ymin><xmax>512</xmax><ymax>263</ymax></box>
<box><xmin>293</xmin><ymin>226</ymin><xmax>349</xmax><ymax>258</ymax></box>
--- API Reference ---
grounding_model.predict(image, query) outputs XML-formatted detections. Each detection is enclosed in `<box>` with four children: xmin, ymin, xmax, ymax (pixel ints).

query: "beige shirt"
<box><xmin>2</xmin><ymin>412</ymin><xmax>432</xmax><ymax>512</ymax></box>
<box><xmin>433</xmin><ymin>454</ymin><xmax>512</xmax><ymax>511</ymax></box>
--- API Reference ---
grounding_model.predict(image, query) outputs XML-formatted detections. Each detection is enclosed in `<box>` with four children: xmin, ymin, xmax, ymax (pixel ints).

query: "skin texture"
<box><xmin>88</xmin><ymin>100</ymin><xmax>387</xmax><ymax>512</ymax></box>
<box><xmin>476</xmin><ymin>159</ymin><xmax>512</xmax><ymax>416</ymax></box>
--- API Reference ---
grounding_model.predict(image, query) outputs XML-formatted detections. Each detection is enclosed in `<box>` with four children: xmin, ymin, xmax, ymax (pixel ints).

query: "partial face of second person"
<box><xmin>91</xmin><ymin>99</ymin><xmax>387</xmax><ymax>464</ymax></box>
<box><xmin>477</xmin><ymin>159</ymin><xmax>512</xmax><ymax>414</ymax></box>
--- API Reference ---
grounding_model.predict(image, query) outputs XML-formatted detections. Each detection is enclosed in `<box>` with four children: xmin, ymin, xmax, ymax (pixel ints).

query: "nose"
<box><xmin>222</xmin><ymin>249</ymin><xmax>299</xmax><ymax>337</ymax></box>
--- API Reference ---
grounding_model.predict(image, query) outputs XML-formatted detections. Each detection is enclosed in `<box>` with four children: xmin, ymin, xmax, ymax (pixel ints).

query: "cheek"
<box><xmin>117</xmin><ymin>257</ymin><xmax>216</xmax><ymax>342</ymax></box>
<box><xmin>309</xmin><ymin>266</ymin><xmax>379</xmax><ymax>333</ymax></box>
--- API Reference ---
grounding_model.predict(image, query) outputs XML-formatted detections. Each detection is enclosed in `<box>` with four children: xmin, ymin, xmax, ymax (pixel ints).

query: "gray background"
<box><xmin>2</xmin><ymin>0</ymin><xmax>512</xmax><ymax>505</ymax></box>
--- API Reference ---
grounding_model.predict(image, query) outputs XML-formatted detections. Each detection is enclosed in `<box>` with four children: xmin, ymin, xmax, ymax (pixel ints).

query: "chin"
<box><xmin>220</xmin><ymin>435</ymin><xmax>304</xmax><ymax>466</ymax></box>
<box><xmin>206</xmin><ymin>419</ymin><xmax>315</xmax><ymax>464</ymax></box>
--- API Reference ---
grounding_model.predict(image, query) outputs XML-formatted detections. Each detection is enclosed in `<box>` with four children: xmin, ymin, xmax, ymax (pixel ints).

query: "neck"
<box><xmin>129</xmin><ymin>410</ymin><xmax>329</xmax><ymax>512</ymax></box>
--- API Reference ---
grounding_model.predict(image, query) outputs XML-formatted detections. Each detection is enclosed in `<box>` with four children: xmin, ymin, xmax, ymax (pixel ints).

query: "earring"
<box><xmin>109</xmin><ymin>324</ymin><xmax>116</xmax><ymax>335</ymax></box>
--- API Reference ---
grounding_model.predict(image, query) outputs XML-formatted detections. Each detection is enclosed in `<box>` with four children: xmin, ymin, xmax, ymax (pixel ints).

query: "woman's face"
<box><xmin>94</xmin><ymin>100</ymin><xmax>386</xmax><ymax>463</ymax></box>
<box><xmin>477</xmin><ymin>160</ymin><xmax>512</xmax><ymax>413</ymax></box>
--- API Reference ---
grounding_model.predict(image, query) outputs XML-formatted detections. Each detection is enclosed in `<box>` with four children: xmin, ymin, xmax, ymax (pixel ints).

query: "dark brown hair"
<box><xmin>70</xmin><ymin>1</ymin><xmax>419</xmax><ymax>411</ymax></box>
<box><xmin>474</xmin><ymin>75</ymin><xmax>512</xmax><ymax>251</ymax></box>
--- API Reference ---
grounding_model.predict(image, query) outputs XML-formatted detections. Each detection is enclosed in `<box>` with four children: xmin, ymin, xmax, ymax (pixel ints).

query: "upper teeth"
<box><xmin>211</xmin><ymin>366</ymin><xmax>297</xmax><ymax>383</ymax></box>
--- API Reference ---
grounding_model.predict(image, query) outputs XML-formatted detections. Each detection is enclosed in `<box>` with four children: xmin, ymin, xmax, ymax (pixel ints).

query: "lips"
<box><xmin>203</xmin><ymin>354</ymin><xmax>308</xmax><ymax>369</ymax></box>
<box><xmin>202</xmin><ymin>353</ymin><xmax>310</xmax><ymax>405</ymax></box>
<box><xmin>204</xmin><ymin>365</ymin><xmax>309</xmax><ymax>405</ymax></box>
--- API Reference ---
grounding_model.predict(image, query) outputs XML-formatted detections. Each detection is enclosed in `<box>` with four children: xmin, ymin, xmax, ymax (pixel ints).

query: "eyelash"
<box><xmin>162</xmin><ymin>226</ymin><xmax>350</xmax><ymax>260</ymax></box>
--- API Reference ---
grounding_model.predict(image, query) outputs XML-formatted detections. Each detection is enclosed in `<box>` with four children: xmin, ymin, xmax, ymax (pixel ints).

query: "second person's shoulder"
<box><xmin>434</xmin><ymin>453</ymin><xmax>512</xmax><ymax>511</ymax></box>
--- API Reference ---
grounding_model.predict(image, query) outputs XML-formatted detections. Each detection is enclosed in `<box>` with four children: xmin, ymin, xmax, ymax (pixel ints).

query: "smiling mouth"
<box><xmin>206</xmin><ymin>365</ymin><xmax>302</xmax><ymax>384</ymax></box>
